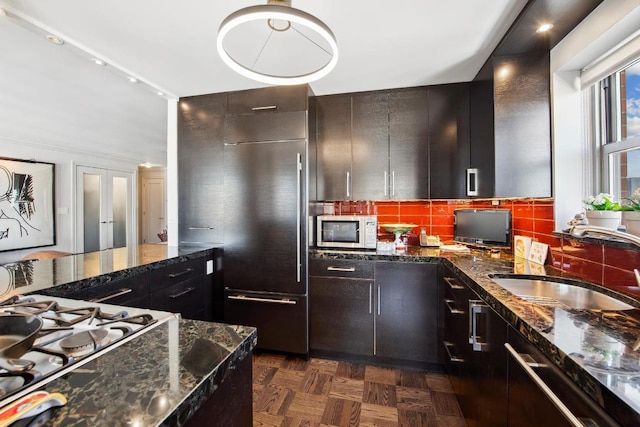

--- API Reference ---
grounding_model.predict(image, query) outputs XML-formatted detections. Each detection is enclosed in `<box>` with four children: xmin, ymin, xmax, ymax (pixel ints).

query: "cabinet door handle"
<box><xmin>468</xmin><ymin>300</ymin><xmax>485</xmax><ymax>346</ymax></box>
<box><xmin>471</xmin><ymin>303</ymin><xmax>489</xmax><ymax>352</ymax></box>
<box><xmin>251</xmin><ymin>105</ymin><xmax>277</xmax><ymax>111</ymax></box>
<box><xmin>377</xmin><ymin>286</ymin><xmax>381</xmax><ymax>315</ymax></box>
<box><xmin>384</xmin><ymin>171</ymin><xmax>388</xmax><ymax>197</ymax></box>
<box><xmin>296</xmin><ymin>153</ymin><xmax>302</xmax><ymax>283</ymax></box>
<box><xmin>504</xmin><ymin>343</ymin><xmax>583</xmax><ymax>427</ymax></box>
<box><xmin>168</xmin><ymin>268</ymin><xmax>194</xmax><ymax>279</ymax></box>
<box><xmin>391</xmin><ymin>171</ymin><xmax>396</xmax><ymax>197</ymax></box>
<box><xmin>188</xmin><ymin>226</ymin><xmax>214</xmax><ymax>230</ymax></box>
<box><xmin>369</xmin><ymin>283</ymin><xmax>373</xmax><ymax>314</ymax></box>
<box><xmin>444</xmin><ymin>276</ymin><xmax>464</xmax><ymax>290</ymax></box>
<box><xmin>467</xmin><ymin>168</ymin><xmax>479</xmax><ymax>196</ymax></box>
<box><xmin>326</xmin><ymin>266</ymin><xmax>355</xmax><ymax>272</ymax></box>
<box><xmin>227</xmin><ymin>295</ymin><xmax>296</xmax><ymax>305</ymax></box>
<box><xmin>346</xmin><ymin>172</ymin><xmax>351</xmax><ymax>198</ymax></box>
<box><xmin>90</xmin><ymin>288</ymin><xmax>133</xmax><ymax>303</ymax></box>
<box><xmin>444</xmin><ymin>341</ymin><xmax>464</xmax><ymax>363</ymax></box>
<box><xmin>444</xmin><ymin>299</ymin><xmax>464</xmax><ymax>315</ymax></box>
<box><xmin>169</xmin><ymin>287</ymin><xmax>195</xmax><ymax>299</ymax></box>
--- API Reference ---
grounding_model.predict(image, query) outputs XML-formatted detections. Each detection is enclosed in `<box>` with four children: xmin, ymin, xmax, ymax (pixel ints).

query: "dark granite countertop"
<box><xmin>311</xmin><ymin>247</ymin><xmax>640</xmax><ymax>426</ymax></box>
<box><xmin>38</xmin><ymin>317</ymin><xmax>256</xmax><ymax>426</ymax></box>
<box><xmin>0</xmin><ymin>244</ymin><xmax>256</xmax><ymax>427</ymax></box>
<box><xmin>0</xmin><ymin>244</ymin><xmax>222</xmax><ymax>298</ymax></box>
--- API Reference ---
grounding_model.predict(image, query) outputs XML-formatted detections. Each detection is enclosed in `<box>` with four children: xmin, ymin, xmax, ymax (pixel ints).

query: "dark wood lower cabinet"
<box><xmin>309</xmin><ymin>276</ymin><xmax>374</xmax><ymax>355</ymax></box>
<box><xmin>507</xmin><ymin>327</ymin><xmax>619</xmax><ymax>427</ymax></box>
<box><xmin>309</xmin><ymin>260</ymin><xmax>439</xmax><ymax>365</ymax></box>
<box><xmin>441</xmin><ymin>267</ymin><xmax>507</xmax><ymax>427</ymax></box>
<box><xmin>441</xmin><ymin>265</ymin><xmax>619</xmax><ymax>427</ymax></box>
<box><xmin>375</xmin><ymin>262</ymin><xmax>439</xmax><ymax>363</ymax></box>
<box><xmin>185</xmin><ymin>352</ymin><xmax>253</xmax><ymax>427</ymax></box>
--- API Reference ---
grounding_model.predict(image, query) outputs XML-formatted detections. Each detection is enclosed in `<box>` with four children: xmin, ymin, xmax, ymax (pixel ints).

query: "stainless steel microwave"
<box><xmin>316</xmin><ymin>215</ymin><xmax>377</xmax><ymax>249</ymax></box>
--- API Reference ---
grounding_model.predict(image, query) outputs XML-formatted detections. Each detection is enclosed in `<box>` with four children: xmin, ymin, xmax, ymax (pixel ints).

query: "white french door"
<box><xmin>75</xmin><ymin>166</ymin><xmax>134</xmax><ymax>253</ymax></box>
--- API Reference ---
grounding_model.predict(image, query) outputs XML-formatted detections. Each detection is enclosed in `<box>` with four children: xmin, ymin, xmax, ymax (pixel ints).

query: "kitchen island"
<box><xmin>38</xmin><ymin>317</ymin><xmax>256</xmax><ymax>427</ymax></box>
<box><xmin>312</xmin><ymin>246</ymin><xmax>640</xmax><ymax>426</ymax></box>
<box><xmin>0</xmin><ymin>245</ymin><xmax>256</xmax><ymax>426</ymax></box>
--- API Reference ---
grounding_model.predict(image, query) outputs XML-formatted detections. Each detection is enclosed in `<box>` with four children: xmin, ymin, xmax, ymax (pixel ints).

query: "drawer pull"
<box><xmin>444</xmin><ymin>299</ymin><xmax>464</xmax><ymax>315</ymax></box>
<box><xmin>327</xmin><ymin>266</ymin><xmax>356</xmax><ymax>272</ymax></box>
<box><xmin>504</xmin><ymin>343</ymin><xmax>583</xmax><ymax>427</ymax></box>
<box><xmin>227</xmin><ymin>295</ymin><xmax>296</xmax><ymax>305</ymax></box>
<box><xmin>169</xmin><ymin>287</ymin><xmax>196</xmax><ymax>299</ymax></box>
<box><xmin>168</xmin><ymin>268</ymin><xmax>194</xmax><ymax>279</ymax></box>
<box><xmin>188</xmin><ymin>226</ymin><xmax>214</xmax><ymax>230</ymax></box>
<box><xmin>444</xmin><ymin>341</ymin><xmax>464</xmax><ymax>363</ymax></box>
<box><xmin>90</xmin><ymin>288</ymin><xmax>133</xmax><ymax>303</ymax></box>
<box><xmin>444</xmin><ymin>277</ymin><xmax>464</xmax><ymax>290</ymax></box>
<box><xmin>251</xmin><ymin>105</ymin><xmax>277</xmax><ymax>111</ymax></box>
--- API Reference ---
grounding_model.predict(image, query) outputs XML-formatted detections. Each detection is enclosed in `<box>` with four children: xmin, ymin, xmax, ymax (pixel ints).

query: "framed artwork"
<box><xmin>0</xmin><ymin>157</ymin><xmax>56</xmax><ymax>252</ymax></box>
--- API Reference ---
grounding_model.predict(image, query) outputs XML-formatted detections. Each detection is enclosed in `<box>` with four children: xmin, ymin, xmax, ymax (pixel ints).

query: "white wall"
<box><xmin>0</xmin><ymin>138</ymin><xmax>140</xmax><ymax>264</ymax></box>
<box><xmin>551</xmin><ymin>0</ymin><xmax>640</xmax><ymax>230</ymax></box>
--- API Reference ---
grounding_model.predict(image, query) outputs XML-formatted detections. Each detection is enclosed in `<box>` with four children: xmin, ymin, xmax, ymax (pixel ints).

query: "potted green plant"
<box><xmin>583</xmin><ymin>193</ymin><xmax>622</xmax><ymax>229</ymax></box>
<box><xmin>621</xmin><ymin>189</ymin><xmax>640</xmax><ymax>236</ymax></box>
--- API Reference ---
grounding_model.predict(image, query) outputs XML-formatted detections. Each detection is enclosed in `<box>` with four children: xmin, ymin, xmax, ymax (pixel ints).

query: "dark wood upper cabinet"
<box><xmin>493</xmin><ymin>51</ymin><xmax>551</xmax><ymax>198</ymax></box>
<box><xmin>316</xmin><ymin>94</ymin><xmax>352</xmax><ymax>200</ymax></box>
<box><xmin>226</xmin><ymin>84</ymin><xmax>309</xmax><ymax>115</ymax></box>
<box><xmin>351</xmin><ymin>92</ymin><xmax>390</xmax><ymax>200</ymax></box>
<box><xmin>428</xmin><ymin>84</ymin><xmax>470</xmax><ymax>199</ymax></box>
<box><xmin>178</xmin><ymin>93</ymin><xmax>226</xmax><ymax>244</ymax></box>
<box><xmin>389</xmin><ymin>87</ymin><xmax>430</xmax><ymax>199</ymax></box>
<box><xmin>468</xmin><ymin>51</ymin><xmax>552</xmax><ymax>199</ymax></box>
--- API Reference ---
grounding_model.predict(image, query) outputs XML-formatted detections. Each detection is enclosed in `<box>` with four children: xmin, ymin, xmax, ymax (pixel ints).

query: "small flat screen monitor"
<box><xmin>454</xmin><ymin>209</ymin><xmax>512</xmax><ymax>248</ymax></box>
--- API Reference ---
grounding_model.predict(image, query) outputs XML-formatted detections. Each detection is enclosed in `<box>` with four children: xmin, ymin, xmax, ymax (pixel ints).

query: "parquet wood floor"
<box><xmin>252</xmin><ymin>352</ymin><xmax>467</xmax><ymax>427</ymax></box>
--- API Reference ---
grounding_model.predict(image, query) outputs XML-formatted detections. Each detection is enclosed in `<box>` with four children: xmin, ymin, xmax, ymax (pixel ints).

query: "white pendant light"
<box><xmin>217</xmin><ymin>0</ymin><xmax>338</xmax><ymax>85</ymax></box>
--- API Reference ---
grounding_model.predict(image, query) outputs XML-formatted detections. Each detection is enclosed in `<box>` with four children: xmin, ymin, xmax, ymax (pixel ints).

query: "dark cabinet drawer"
<box><xmin>227</xmin><ymin>85</ymin><xmax>308</xmax><ymax>115</ymax></box>
<box><xmin>309</xmin><ymin>259</ymin><xmax>374</xmax><ymax>279</ymax></box>
<box><xmin>224</xmin><ymin>290</ymin><xmax>308</xmax><ymax>354</ymax></box>
<box><xmin>149</xmin><ymin>257</ymin><xmax>204</xmax><ymax>290</ymax></box>
<box><xmin>62</xmin><ymin>276</ymin><xmax>149</xmax><ymax>306</ymax></box>
<box><xmin>150</xmin><ymin>276</ymin><xmax>205</xmax><ymax>320</ymax></box>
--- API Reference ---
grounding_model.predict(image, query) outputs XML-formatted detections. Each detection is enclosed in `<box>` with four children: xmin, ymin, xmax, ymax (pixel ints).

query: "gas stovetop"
<box><xmin>0</xmin><ymin>294</ymin><xmax>178</xmax><ymax>408</ymax></box>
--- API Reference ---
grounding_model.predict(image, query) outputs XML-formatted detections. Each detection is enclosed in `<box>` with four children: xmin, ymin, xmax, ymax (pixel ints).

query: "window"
<box><xmin>594</xmin><ymin>59</ymin><xmax>640</xmax><ymax>201</ymax></box>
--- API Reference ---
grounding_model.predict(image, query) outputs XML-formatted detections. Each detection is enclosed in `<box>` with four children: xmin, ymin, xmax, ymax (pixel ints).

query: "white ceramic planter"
<box><xmin>585</xmin><ymin>210</ymin><xmax>621</xmax><ymax>229</ymax></box>
<box><xmin>622</xmin><ymin>211</ymin><xmax>640</xmax><ymax>236</ymax></box>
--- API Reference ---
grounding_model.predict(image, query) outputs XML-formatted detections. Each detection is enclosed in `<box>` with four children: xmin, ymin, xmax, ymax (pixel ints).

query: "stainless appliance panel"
<box><xmin>223</xmin><ymin>139</ymin><xmax>307</xmax><ymax>295</ymax></box>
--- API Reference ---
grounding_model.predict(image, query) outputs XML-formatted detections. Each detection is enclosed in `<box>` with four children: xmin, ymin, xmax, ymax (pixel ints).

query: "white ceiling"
<box><xmin>0</xmin><ymin>0</ymin><xmax>527</xmax><ymax>166</ymax></box>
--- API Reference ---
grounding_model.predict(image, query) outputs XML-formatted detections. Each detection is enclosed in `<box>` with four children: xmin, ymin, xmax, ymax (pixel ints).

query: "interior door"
<box><xmin>142</xmin><ymin>177</ymin><xmax>166</xmax><ymax>243</ymax></box>
<box><xmin>75</xmin><ymin>166</ymin><xmax>134</xmax><ymax>253</ymax></box>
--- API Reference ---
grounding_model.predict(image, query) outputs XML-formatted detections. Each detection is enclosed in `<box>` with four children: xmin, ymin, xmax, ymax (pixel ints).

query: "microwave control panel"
<box><xmin>365</xmin><ymin>219</ymin><xmax>377</xmax><ymax>247</ymax></box>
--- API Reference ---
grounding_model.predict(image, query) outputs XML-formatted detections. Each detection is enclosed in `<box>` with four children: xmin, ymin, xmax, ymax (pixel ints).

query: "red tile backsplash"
<box><xmin>603</xmin><ymin>246</ymin><xmax>640</xmax><ymax>270</ymax></box>
<box><xmin>603</xmin><ymin>265</ymin><xmax>638</xmax><ymax>288</ymax></box>
<box><xmin>560</xmin><ymin>254</ymin><xmax>604</xmax><ymax>284</ymax></box>
<box><xmin>328</xmin><ymin>198</ymin><xmax>640</xmax><ymax>295</ymax></box>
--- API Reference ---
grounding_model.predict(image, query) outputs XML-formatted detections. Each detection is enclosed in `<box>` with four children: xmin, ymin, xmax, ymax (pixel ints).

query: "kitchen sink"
<box><xmin>488</xmin><ymin>275</ymin><xmax>635</xmax><ymax>311</ymax></box>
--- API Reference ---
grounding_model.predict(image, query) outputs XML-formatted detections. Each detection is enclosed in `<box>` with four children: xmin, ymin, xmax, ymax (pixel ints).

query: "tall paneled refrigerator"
<box><xmin>222</xmin><ymin>87</ymin><xmax>310</xmax><ymax>355</ymax></box>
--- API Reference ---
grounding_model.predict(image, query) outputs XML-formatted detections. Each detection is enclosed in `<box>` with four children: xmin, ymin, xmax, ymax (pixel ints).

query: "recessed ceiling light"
<box><xmin>46</xmin><ymin>34</ymin><xmax>64</xmax><ymax>45</ymax></box>
<box><xmin>127</xmin><ymin>76</ymin><xmax>139</xmax><ymax>84</ymax></box>
<box><xmin>0</xmin><ymin>8</ymin><xmax>7</xmax><ymax>16</ymax></box>
<box><xmin>536</xmin><ymin>23</ymin><xmax>554</xmax><ymax>33</ymax></box>
<box><xmin>92</xmin><ymin>58</ymin><xmax>106</xmax><ymax>66</ymax></box>
<box><xmin>497</xmin><ymin>65</ymin><xmax>510</xmax><ymax>79</ymax></box>
<box><xmin>157</xmin><ymin>91</ymin><xmax>164</xmax><ymax>96</ymax></box>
